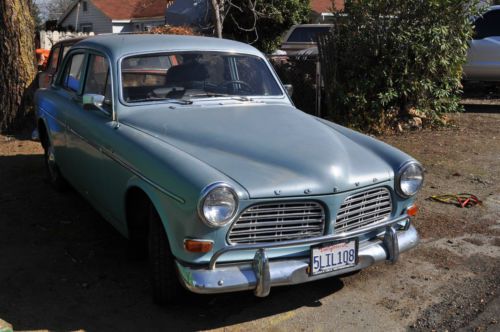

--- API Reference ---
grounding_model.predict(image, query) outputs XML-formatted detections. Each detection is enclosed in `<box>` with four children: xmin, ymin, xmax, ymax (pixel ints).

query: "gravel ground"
<box><xmin>0</xmin><ymin>112</ymin><xmax>499</xmax><ymax>332</ymax></box>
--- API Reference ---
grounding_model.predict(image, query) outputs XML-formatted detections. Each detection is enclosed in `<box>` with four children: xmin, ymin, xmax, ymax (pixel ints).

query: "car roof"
<box><xmin>72</xmin><ymin>34</ymin><xmax>264</xmax><ymax>60</ymax></box>
<box><xmin>52</xmin><ymin>37</ymin><xmax>86</xmax><ymax>48</ymax></box>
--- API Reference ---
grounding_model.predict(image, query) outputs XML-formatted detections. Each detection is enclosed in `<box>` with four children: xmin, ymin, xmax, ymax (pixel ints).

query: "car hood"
<box><xmin>122</xmin><ymin>103</ymin><xmax>393</xmax><ymax>198</ymax></box>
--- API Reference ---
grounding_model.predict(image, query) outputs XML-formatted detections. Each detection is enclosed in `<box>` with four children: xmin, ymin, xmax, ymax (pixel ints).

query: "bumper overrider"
<box><xmin>175</xmin><ymin>214</ymin><xmax>419</xmax><ymax>297</ymax></box>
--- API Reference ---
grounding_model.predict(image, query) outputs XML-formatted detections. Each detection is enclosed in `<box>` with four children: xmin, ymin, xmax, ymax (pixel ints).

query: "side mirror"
<box><xmin>284</xmin><ymin>84</ymin><xmax>294</xmax><ymax>97</ymax></box>
<box><xmin>82</xmin><ymin>94</ymin><xmax>110</xmax><ymax>116</ymax></box>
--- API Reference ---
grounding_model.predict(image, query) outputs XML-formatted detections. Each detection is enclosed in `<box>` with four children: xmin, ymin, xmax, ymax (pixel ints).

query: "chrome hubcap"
<box><xmin>47</xmin><ymin>145</ymin><xmax>57</xmax><ymax>178</ymax></box>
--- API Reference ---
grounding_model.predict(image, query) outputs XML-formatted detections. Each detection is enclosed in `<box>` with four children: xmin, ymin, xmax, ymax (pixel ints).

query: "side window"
<box><xmin>48</xmin><ymin>46</ymin><xmax>61</xmax><ymax>71</ymax></box>
<box><xmin>474</xmin><ymin>10</ymin><xmax>500</xmax><ymax>39</ymax></box>
<box><xmin>84</xmin><ymin>54</ymin><xmax>112</xmax><ymax>106</ymax></box>
<box><xmin>61</xmin><ymin>53</ymin><xmax>86</xmax><ymax>93</ymax></box>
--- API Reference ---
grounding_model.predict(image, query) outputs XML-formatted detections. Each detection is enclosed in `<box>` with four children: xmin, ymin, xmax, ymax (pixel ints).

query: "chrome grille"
<box><xmin>335</xmin><ymin>187</ymin><xmax>392</xmax><ymax>233</ymax></box>
<box><xmin>228</xmin><ymin>202</ymin><xmax>326</xmax><ymax>244</ymax></box>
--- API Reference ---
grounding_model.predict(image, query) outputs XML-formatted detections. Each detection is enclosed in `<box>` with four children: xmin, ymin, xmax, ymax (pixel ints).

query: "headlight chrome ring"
<box><xmin>396</xmin><ymin>161</ymin><xmax>424</xmax><ymax>198</ymax></box>
<box><xmin>198</xmin><ymin>182</ymin><xmax>239</xmax><ymax>228</ymax></box>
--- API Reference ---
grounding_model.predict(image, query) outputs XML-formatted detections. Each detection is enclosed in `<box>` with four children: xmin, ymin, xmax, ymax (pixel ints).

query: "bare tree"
<box><xmin>210</xmin><ymin>0</ymin><xmax>259</xmax><ymax>39</ymax></box>
<box><xmin>0</xmin><ymin>0</ymin><xmax>37</xmax><ymax>132</ymax></box>
<box><xmin>39</xmin><ymin>0</ymin><xmax>74</xmax><ymax>21</ymax></box>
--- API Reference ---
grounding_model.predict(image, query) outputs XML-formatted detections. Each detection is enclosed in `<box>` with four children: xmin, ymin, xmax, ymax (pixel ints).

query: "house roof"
<box><xmin>92</xmin><ymin>0</ymin><xmax>173</xmax><ymax>20</ymax></box>
<box><xmin>310</xmin><ymin>0</ymin><xmax>344</xmax><ymax>13</ymax></box>
<box><xmin>59</xmin><ymin>0</ymin><xmax>173</xmax><ymax>24</ymax></box>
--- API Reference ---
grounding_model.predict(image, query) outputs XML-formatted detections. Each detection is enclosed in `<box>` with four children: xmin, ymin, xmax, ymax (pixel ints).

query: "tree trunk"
<box><xmin>0</xmin><ymin>0</ymin><xmax>36</xmax><ymax>133</ymax></box>
<box><xmin>211</xmin><ymin>0</ymin><xmax>224</xmax><ymax>38</ymax></box>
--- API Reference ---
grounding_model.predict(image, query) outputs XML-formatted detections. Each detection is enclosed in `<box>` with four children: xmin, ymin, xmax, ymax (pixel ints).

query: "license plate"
<box><xmin>310</xmin><ymin>240</ymin><xmax>358</xmax><ymax>276</ymax></box>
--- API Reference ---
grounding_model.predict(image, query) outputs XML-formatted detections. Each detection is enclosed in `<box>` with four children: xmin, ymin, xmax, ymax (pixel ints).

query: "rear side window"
<box><xmin>61</xmin><ymin>53</ymin><xmax>86</xmax><ymax>93</ymax></box>
<box><xmin>48</xmin><ymin>46</ymin><xmax>61</xmax><ymax>71</ymax></box>
<box><xmin>474</xmin><ymin>10</ymin><xmax>500</xmax><ymax>39</ymax></box>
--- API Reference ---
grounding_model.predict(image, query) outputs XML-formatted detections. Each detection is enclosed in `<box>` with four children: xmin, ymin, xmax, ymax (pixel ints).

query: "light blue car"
<box><xmin>35</xmin><ymin>34</ymin><xmax>423</xmax><ymax>304</ymax></box>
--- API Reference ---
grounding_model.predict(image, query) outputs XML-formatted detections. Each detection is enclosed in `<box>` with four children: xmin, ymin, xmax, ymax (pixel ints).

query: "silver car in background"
<box><xmin>280</xmin><ymin>24</ymin><xmax>333</xmax><ymax>55</ymax></box>
<box><xmin>464</xmin><ymin>6</ymin><xmax>500</xmax><ymax>81</ymax></box>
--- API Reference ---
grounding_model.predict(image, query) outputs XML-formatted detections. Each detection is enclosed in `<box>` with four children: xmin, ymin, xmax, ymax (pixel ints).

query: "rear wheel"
<box><xmin>148</xmin><ymin>205</ymin><xmax>184</xmax><ymax>305</ymax></box>
<box><xmin>42</xmin><ymin>133</ymin><xmax>67</xmax><ymax>191</ymax></box>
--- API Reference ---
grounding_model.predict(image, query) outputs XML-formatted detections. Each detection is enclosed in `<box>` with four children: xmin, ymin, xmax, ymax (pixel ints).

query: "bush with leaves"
<box><xmin>271</xmin><ymin>56</ymin><xmax>317</xmax><ymax>114</ymax></box>
<box><xmin>318</xmin><ymin>0</ymin><xmax>483</xmax><ymax>132</ymax></box>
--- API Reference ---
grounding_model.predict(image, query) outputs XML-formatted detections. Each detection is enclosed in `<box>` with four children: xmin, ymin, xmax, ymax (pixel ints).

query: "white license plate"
<box><xmin>310</xmin><ymin>240</ymin><xmax>358</xmax><ymax>276</ymax></box>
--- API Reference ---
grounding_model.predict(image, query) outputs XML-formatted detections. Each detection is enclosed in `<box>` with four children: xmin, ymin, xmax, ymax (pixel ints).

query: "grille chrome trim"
<box><xmin>228</xmin><ymin>202</ymin><xmax>326</xmax><ymax>244</ymax></box>
<box><xmin>335</xmin><ymin>187</ymin><xmax>392</xmax><ymax>233</ymax></box>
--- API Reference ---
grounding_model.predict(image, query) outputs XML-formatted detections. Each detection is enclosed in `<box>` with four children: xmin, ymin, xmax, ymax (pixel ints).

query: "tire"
<box><xmin>148</xmin><ymin>205</ymin><xmax>184</xmax><ymax>305</ymax></box>
<box><xmin>42</xmin><ymin>135</ymin><xmax>67</xmax><ymax>191</ymax></box>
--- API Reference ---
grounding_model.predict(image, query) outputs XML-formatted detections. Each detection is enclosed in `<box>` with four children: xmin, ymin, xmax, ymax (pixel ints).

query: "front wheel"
<box><xmin>148</xmin><ymin>205</ymin><xmax>185</xmax><ymax>305</ymax></box>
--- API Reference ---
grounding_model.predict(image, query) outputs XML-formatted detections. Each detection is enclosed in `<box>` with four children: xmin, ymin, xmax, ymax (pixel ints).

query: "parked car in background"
<box><xmin>32</xmin><ymin>37</ymin><xmax>85</xmax><ymax>140</ymax></box>
<box><xmin>464</xmin><ymin>6</ymin><xmax>500</xmax><ymax>81</ymax></box>
<box><xmin>37</xmin><ymin>37</ymin><xmax>85</xmax><ymax>89</ymax></box>
<box><xmin>35</xmin><ymin>34</ymin><xmax>422</xmax><ymax>305</ymax></box>
<box><xmin>279</xmin><ymin>24</ymin><xmax>332</xmax><ymax>55</ymax></box>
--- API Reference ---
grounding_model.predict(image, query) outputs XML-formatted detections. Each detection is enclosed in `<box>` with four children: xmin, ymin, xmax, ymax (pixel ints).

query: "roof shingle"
<box><xmin>91</xmin><ymin>0</ymin><xmax>173</xmax><ymax>20</ymax></box>
<box><xmin>310</xmin><ymin>0</ymin><xmax>344</xmax><ymax>13</ymax></box>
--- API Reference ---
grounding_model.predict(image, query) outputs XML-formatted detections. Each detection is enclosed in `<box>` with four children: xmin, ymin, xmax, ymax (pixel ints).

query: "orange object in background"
<box><xmin>36</xmin><ymin>48</ymin><xmax>50</xmax><ymax>67</ymax></box>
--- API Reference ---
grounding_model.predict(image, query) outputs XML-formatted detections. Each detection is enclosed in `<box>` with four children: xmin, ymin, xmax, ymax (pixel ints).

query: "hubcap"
<box><xmin>47</xmin><ymin>145</ymin><xmax>57</xmax><ymax>178</ymax></box>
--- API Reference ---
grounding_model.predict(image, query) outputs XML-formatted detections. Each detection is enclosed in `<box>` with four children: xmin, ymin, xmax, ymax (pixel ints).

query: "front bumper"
<box><xmin>176</xmin><ymin>216</ymin><xmax>419</xmax><ymax>297</ymax></box>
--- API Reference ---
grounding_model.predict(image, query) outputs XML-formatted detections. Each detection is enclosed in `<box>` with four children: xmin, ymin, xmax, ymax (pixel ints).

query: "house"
<box><xmin>310</xmin><ymin>0</ymin><xmax>344</xmax><ymax>23</ymax></box>
<box><xmin>58</xmin><ymin>0</ymin><xmax>173</xmax><ymax>34</ymax></box>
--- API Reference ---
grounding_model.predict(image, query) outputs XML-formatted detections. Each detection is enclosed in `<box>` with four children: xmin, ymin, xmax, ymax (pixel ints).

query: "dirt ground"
<box><xmin>0</xmin><ymin>111</ymin><xmax>499</xmax><ymax>332</ymax></box>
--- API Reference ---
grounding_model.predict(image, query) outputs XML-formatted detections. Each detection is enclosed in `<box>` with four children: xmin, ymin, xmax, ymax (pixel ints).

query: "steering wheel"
<box><xmin>217</xmin><ymin>80</ymin><xmax>254</xmax><ymax>94</ymax></box>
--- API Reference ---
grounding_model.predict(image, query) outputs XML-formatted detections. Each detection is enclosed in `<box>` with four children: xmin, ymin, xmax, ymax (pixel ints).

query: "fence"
<box><xmin>39</xmin><ymin>30</ymin><xmax>95</xmax><ymax>49</ymax></box>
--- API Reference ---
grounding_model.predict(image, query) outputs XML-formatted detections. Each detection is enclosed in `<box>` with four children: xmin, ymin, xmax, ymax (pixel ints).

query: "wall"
<box><xmin>60</xmin><ymin>1</ymin><xmax>112</xmax><ymax>34</ymax></box>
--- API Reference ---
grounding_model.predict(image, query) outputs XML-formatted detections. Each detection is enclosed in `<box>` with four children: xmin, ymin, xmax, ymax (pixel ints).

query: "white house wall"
<box><xmin>60</xmin><ymin>1</ymin><xmax>112</xmax><ymax>34</ymax></box>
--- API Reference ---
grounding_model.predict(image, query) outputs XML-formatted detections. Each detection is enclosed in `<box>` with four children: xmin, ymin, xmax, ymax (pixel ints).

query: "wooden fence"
<box><xmin>39</xmin><ymin>30</ymin><xmax>95</xmax><ymax>49</ymax></box>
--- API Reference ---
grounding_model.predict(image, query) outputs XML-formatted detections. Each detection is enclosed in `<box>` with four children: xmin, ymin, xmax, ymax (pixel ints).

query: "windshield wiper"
<box><xmin>186</xmin><ymin>93</ymin><xmax>253</xmax><ymax>102</ymax></box>
<box><xmin>128</xmin><ymin>97</ymin><xmax>193</xmax><ymax>105</ymax></box>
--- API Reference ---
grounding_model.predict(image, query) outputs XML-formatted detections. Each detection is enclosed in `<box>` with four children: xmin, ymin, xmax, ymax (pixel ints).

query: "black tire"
<box><xmin>148</xmin><ymin>205</ymin><xmax>184</xmax><ymax>305</ymax></box>
<box><xmin>42</xmin><ymin>136</ymin><xmax>68</xmax><ymax>192</ymax></box>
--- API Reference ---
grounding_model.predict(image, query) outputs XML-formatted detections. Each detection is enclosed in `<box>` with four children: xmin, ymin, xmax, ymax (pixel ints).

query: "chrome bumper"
<box><xmin>176</xmin><ymin>217</ymin><xmax>419</xmax><ymax>297</ymax></box>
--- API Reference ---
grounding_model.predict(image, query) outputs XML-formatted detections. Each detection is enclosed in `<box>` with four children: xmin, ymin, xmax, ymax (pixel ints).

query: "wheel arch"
<box><xmin>124</xmin><ymin>181</ymin><xmax>173</xmax><ymax>248</ymax></box>
<box><xmin>37</xmin><ymin>118</ymin><xmax>49</xmax><ymax>150</ymax></box>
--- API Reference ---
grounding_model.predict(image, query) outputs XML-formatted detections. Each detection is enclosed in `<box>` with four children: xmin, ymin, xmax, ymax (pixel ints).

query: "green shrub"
<box><xmin>271</xmin><ymin>57</ymin><xmax>317</xmax><ymax>115</ymax></box>
<box><xmin>318</xmin><ymin>0</ymin><xmax>483</xmax><ymax>132</ymax></box>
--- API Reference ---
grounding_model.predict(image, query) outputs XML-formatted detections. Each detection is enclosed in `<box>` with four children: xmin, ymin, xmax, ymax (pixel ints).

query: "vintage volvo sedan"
<box><xmin>35</xmin><ymin>34</ymin><xmax>422</xmax><ymax>304</ymax></box>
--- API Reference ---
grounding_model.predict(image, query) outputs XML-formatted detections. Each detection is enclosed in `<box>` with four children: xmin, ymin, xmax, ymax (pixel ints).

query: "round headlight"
<box><xmin>198</xmin><ymin>183</ymin><xmax>238</xmax><ymax>227</ymax></box>
<box><xmin>396</xmin><ymin>162</ymin><xmax>424</xmax><ymax>197</ymax></box>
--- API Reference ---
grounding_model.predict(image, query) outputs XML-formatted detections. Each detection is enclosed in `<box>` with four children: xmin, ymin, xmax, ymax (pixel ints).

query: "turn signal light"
<box><xmin>406</xmin><ymin>204</ymin><xmax>419</xmax><ymax>217</ymax></box>
<box><xmin>184</xmin><ymin>239</ymin><xmax>213</xmax><ymax>253</ymax></box>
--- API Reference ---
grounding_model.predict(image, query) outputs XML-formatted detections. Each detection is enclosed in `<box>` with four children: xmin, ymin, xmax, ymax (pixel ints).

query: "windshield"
<box><xmin>121</xmin><ymin>52</ymin><xmax>283</xmax><ymax>103</ymax></box>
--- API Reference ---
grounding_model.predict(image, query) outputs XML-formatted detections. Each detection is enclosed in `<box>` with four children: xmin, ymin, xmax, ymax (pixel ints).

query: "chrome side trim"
<box><xmin>210</xmin><ymin>214</ymin><xmax>410</xmax><ymax>269</ymax></box>
<box><xmin>66</xmin><ymin>126</ymin><xmax>185</xmax><ymax>204</ymax></box>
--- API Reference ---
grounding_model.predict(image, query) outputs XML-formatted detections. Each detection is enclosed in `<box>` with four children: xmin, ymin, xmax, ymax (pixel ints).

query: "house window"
<box><xmin>80</xmin><ymin>23</ymin><xmax>93</xmax><ymax>33</ymax></box>
<box><xmin>82</xmin><ymin>1</ymin><xmax>88</xmax><ymax>11</ymax></box>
